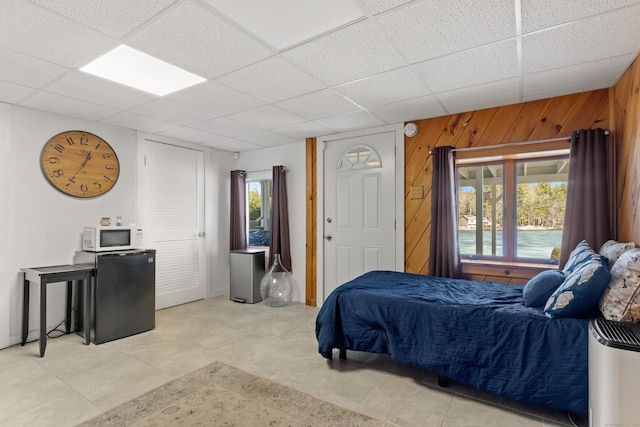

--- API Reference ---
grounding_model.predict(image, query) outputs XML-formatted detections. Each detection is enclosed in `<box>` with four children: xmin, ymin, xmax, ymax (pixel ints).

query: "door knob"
<box><xmin>326</xmin><ymin>217</ymin><xmax>332</xmax><ymax>223</ymax></box>
<box><xmin>325</xmin><ymin>234</ymin><xmax>332</xmax><ymax>241</ymax></box>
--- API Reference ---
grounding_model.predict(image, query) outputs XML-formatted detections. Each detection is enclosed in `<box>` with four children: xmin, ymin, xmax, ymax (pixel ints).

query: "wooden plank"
<box><xmin>527</xmin><ymin>93</ymin><xmax>584</xmax><ymax>140</ymax></box>
<box><xmin>305</xmin><ymin>138</ymin><xmax>317</xmax><ymax>306</ymax></box>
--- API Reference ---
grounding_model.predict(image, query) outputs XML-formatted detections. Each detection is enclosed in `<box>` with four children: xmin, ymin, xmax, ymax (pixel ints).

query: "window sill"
<box><xmin>461</xmin><ymin>259</ymin><xmax>558</xmax><ymax>282</ymax></box>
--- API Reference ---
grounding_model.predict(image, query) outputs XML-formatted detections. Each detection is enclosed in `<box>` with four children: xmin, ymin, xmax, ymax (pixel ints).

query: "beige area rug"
<box><xmin>79</xmin><ymin>361</ymin><xmax>394</xmax><ymax>427</ymax></box>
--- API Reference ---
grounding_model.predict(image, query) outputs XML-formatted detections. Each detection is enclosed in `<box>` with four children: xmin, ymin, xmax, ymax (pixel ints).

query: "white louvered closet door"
<box><xmin>144</xmin><ymin>141</ymin><xmax>205</xmax><ymax>309</ymax></box>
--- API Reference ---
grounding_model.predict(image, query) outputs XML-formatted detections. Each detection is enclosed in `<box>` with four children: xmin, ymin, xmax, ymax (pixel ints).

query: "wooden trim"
<box><xmin>305</xmin><ymin>138</ymin><xmax>317</xmax><ymax>306</ymax></box>
<box><xmin>461</xmin><ymin>260</ymin><xmax>555</xmax><ymax>281</ymax></box>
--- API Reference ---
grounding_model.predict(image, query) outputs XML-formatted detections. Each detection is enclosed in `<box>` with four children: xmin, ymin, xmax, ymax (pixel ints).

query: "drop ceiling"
<box><xmin>1</xmin><ymin>0</ymin><xmax>639</xmax><ymax>152</ymax></box>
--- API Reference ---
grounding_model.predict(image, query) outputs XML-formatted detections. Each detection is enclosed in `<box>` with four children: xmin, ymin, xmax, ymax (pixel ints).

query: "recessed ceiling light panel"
<box><xmin>80</xmin><ymin>45</ymin><xmax>206</xmax><ymax>96</ymax></box>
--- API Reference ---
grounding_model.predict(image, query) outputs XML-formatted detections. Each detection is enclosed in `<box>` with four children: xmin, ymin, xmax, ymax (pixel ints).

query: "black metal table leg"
<box><xmin>83</xmin><ymin>274</ymin><xmax>91</xmax><ymax>345</ymax></box>
<box><xmin>21</xmin><ymin>276</ymin><xmax>29</xmax><ymax>345</ymax></box>
<box><xmin>39</xmin><ymin>279</ymin><xmax>47</xmax><ymax>357</ymax></box>
<box><xmin>65</xmin><ymin>281</ymin><xmax>72</xmax><ymax>334</ymax></box>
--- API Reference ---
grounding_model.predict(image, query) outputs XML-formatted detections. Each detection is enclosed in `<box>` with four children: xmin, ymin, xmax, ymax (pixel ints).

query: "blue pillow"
<box><xmin>563</xmin><ymin>240</ymin><xmax>599</xmax><ymax>275</ymax></box>
<box><xmin>545</xmin><ymin>258</ymin><xmax>611</xmax><ymax>318</ymax></box>
<box><xmin>523</xmin><ymin>270</ymin><xmax>566</xmax><ymax>307</ymax></box>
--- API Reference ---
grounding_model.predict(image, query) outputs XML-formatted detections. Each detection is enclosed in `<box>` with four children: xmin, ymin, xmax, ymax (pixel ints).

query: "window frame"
<box><xmin>456</xmin><ymin>141</ymin><xmax>570</xmax><ymax>265</ymax></box>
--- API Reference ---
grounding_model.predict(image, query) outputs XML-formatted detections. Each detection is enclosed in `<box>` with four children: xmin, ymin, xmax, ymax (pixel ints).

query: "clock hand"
<box><xmin>65</xmin><ymin>151</ymin><xmax>93</xmax><ymax>187</ymax></box>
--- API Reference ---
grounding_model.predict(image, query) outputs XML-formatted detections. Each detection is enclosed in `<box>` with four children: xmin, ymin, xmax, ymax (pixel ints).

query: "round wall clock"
<box><xmin>40</xmin><ymin>130</ymin><xmax>120</xmax><ymax>198</ymax></box>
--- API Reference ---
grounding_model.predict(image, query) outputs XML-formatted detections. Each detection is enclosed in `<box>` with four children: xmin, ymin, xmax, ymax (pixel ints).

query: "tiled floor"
<box><xmin>0</xmin><ymin>296</ymin><xmax>587</xmax><ymax>426</ymax></box>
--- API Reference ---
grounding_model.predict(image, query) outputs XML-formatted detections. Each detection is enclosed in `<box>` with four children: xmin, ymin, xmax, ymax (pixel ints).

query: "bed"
<box><xmin>315</xmin><ymin>270</ymin><xmax>591</xmax><ymax>415</ymax></box>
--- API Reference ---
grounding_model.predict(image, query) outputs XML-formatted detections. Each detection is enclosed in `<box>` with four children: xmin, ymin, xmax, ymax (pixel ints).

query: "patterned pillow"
<box><xmin>545</xmin><ymin>257</ymin><xmax>611</xmax><ymax>318</ymax></box>
<box><xmin>599</xmin><ymin>240</ymin><xmax>636</xmax><ymax>269</ymax></box>
<box><xmin>523</xmin><ymin>270</ymin><xmax>566</xmax><ymax>307</ymax></box>
<box><xmin>599</xmin><ymin>249</ymin><xmax>640</xmax><ymax>322</ymax></box>
<box><xmin>563</xmin><ymin>240</ymin><xmax>599</xmax><ymax>275</ymax></box>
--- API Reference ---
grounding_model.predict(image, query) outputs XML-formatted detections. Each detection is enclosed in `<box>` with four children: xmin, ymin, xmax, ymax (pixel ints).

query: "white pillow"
<box><xmin>600</xmin><ymin>248</ymin><xmax>640</xmax><ymax>322</ymax></box>
<box><xmin>599</xmin><ymin>240</ymin><xmax>636</xmax><ymax>269</ymax></box>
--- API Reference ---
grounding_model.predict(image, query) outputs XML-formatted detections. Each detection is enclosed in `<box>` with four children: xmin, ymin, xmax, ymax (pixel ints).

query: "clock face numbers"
<box><xmin>41</xmin><ymin>131</ymin><xmax>119</xmax><ymax>198</ymax></box>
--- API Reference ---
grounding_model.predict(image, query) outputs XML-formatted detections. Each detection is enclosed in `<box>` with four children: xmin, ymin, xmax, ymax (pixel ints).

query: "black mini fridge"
<box><xmin>74</xmin><ymin>250</ymin><xmax>156</xmax><ymax>344</ymax></box>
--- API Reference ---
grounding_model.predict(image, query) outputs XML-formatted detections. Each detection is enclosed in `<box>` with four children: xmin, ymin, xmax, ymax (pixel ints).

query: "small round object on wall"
<box><xmin>40</xmin><ymin>130</ymin><xmax>120</xmax><ymax>198</ymax></box>
<box><xmin>404</xmin><ymin>122</ymin><xmax>418</xmax><ymax>137</ymax></box>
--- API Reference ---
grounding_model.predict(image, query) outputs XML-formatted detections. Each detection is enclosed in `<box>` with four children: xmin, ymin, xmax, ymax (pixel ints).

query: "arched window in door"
<box><xmin>336</xmin><ymin>145</ymin><xmax>381</xmax><ymax>171</ymax></box>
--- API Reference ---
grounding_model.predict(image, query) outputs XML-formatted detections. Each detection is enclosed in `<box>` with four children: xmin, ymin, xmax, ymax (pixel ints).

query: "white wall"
<box><xmin>236</xmin><ymin>141</ymin><xmax>307</xmax><ymax>303</ymax></box>
<box><xmin>2</xmin><ymin>106</ymin><xmax>137</xmax><ymax>348</ymax></box>
<box><xmin>0</xmin><ymin>106</ymin><xmax>233</xmax><ymax>349</ymax></box>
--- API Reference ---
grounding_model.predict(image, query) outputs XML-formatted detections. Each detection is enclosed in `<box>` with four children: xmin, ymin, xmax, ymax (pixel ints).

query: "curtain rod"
<box><xmin>244</xmin><ymin>166</ymin><xmax>288</xmax><ymax>174</ymax></box>
<box><xmin>428</xmin><ymin>130</ymin><xmax>610</xmax><ymax>155</ymax></box>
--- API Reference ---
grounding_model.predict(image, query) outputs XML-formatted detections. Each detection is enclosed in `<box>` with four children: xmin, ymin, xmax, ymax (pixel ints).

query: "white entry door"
<box><xmin>323</xmin><ymin>130</ymin><xmax>397</xmax><ymax>298</ymax></box>
<box><xmin>141</xmin><ymin>140</ymin><xmax>206</xmax><ymax>309</ymax></box>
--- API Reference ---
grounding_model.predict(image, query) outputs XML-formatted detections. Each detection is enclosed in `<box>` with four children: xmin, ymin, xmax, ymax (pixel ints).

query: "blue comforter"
<box><xmin>316</xmin><ymin>270</ymin><xmax>590</xmax><ymax>414</ymax></box>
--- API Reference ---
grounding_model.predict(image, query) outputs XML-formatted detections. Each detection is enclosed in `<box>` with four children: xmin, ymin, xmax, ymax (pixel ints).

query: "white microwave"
<box><xmin>82</xmin><ymin>226</ymin><xmax>142</xmax><ymax>252</ymax></box>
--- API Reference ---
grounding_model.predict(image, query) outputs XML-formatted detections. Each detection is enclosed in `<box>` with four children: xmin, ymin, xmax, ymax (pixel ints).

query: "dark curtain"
<box><xmin>269</xmin><ymin>165</ymin><xmax>292</xmax><ymax>271</ymax></box>
<box><xmin>559</xmin><ymin>128</ymin><xmax>612</xmax><ymax>268</ymax></box>
<box><xmin>428</xmin><ymin>146</ymin><xmax>460</xmax><ymax>278</ymax></box>
<box><xmin>229</xmin><ymin>170</ymin><xmax>247</xmax><ymax>250</ymax></box>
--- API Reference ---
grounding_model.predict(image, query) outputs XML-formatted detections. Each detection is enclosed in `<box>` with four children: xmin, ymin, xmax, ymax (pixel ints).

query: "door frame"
<box><xmin>316</xmin><ymin>123</ymin><xmax>404</xmax><ymax>306</ymax></box>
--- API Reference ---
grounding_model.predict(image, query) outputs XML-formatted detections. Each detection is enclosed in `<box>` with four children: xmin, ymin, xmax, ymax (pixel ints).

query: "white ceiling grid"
<box><xmin>0</xmin><ymin>0</ymin><xmax>638</xmax><ymax>151</ymax></box>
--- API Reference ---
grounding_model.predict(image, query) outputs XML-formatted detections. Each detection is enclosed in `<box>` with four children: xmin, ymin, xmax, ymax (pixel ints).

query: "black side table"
<box><xmin>21</xmin><ymin>265</ymin><xmax>95</xmax><ymax>357</ymax></box>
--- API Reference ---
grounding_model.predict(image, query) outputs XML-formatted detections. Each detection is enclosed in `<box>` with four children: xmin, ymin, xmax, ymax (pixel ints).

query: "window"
<box><xmin>246</xmin><ymin>175</ymin><xmax>272</xmax><ymax>247</ymax></box>
<box><xmin>457</xmin><ymin>152</ymin><xmax>569</xmax><ymax>263</ymax></box>
<box><xmin>337</xmin><ymin>145</ymin><xmax>381</xmax><ymax>170</ymax></box>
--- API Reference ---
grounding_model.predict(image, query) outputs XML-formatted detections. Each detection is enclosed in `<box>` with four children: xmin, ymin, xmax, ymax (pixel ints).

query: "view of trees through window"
<box><xmin>458</xmin><ymin>157</ymin><xmax>569</xmax><ymax>261</ymax></box>
<box><xmin>247</xmin><ymin>179</ymin><xmax>272</xmax><ymax>246</ymax></box>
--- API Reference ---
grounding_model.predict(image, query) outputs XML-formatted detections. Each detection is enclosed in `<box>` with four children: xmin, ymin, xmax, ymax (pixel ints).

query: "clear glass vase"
<box><xmin>260</xmin><ymin>253</ymin><xmax>294</xmax><ymax>307</ymax></box>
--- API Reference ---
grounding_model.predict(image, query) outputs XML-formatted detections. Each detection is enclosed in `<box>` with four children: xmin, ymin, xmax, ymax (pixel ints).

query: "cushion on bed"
<box><xmin>599</xmin><ymin>249</ymin><xmax>640</xmax><ymax>322</ymax></box>
<box><xmin>563</xmin><ymin>240</ymin><xmax>600</xmax><ymax>275</ymax></box>
<box><xmin>545</xmin><ymin>257</ymin><xmax>611</xmax><ymax>318</ymax></box>
<box><xmin>599</xmin><ymin>240</ymin><xmax>636</xmax><ymax>269</ymax></box>
<box><xmin>523</xmin><ymin>270</ymin><xmax>565</xmax><ymax>307</ymax></box>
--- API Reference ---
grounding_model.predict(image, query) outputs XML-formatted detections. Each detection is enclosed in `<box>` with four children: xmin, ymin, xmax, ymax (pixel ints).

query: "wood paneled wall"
<box><xmin>405</xmin><ymin>89</ymin><xmax>610</xmax><ymax>281</ymax></box>
<box><xmin>613</xmin><ymin>55</ymin><xmax>640</xmax><ymax>244</ymax></box>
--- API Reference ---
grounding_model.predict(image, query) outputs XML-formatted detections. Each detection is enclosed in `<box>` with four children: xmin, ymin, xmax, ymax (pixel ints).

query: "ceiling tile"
<box><xmin>359</xmin><ymin>0</ymin><xmax>414</xmax><ymax>15</ymax></box>
<box><xmin>127</xmin><ymin>0</ymin><xmax>274</xmax><ymax>79</ymax></box>
<box><xmin>377</xmin><ymin>0</ymin><xmax>516</xmax><ymax>63</ymax></box>
<box><xmin>0</xmin><ymin>47</ymin><xmax>70</xmax><ymax>88</ymax></box>
<box><xmin>521</xmin><ymin>0</ymin><xmax>639</xmax><ymax>33</ymax></box>
<box><xmin>229</xmin><ymin>105</ymin><xmax>305</xmax><ymax>129</ymax></box>
<box><xmin>0</xmin><ymin>1</ymin><xmax>116</xmax><ymax>67</ymax></box>
<box><xmin>190</xmin><ymin>117</ymin><xmax>262</xmax><ymax>137</ymax></box>
<box><xmin>157</xmin><ymin>126</ymin><xmax>225</xmax><ymax>145</ymax></box>
<box><xmin>130</xmin><ymin>98</ymin><xmax>216</xmax><ymax>126</ymax></box>
<box><xmin>101</xmin><ymin>111</ymin><xmax>178</xmax><ymax>133</ymax></box>
<box><xmin>200</xmin><ymin>136</ymin><xmax>262</xmax><ymax>152</ymax></box>
<box><xmin>27</xmin><ymin>0</ymin><xmax>179</xmax><ymax>38</ymax></box>
<box><xmin>217</xmin><ymin>56</ymin><xmax>325</xmax><ymax>103</ymax></box>
<box><xmin>234</xmin><ymin>130</ymin><xmax>299</xmax><ymax>147</ymax></box>
<box><xmin>436</xmin><ymin>78</ymin><xmax>521</xmax><ymax>115</ymax></box>
<box><xmin>202</xmin><ymin>0</ymin><xmax>363</xmax><ymax>50</ymax></box>
<box><xmin>283</xmin><ymin>19</ymin><xmax>405</xmax><ymax>86</ymax></box>
<box><xmin>336</xmin><ymin>67</ymin><xmax>430</xmax><ymax>108</ymax></box>
<box><xmin>276</xmin><ymin>89</ymin><xmax>360</xmax><ymax>120</ymax></box>
<box><xmin>272</xmin><ymin>121</ymin><xmax>335</xmax><ymax>139</ymax></box>
<box><xmin>412</xmin><ymin>39</ymin><xmax>519</xmax><ymax>93</ymax></box>
<box><xmin>522</xmin><ymin>5</ymin><xmax>640</xmax><ymax>74</ymax></box>
<box><xmin>315</xmin><ymin>110</ymin><xmax>386</xmax><ymax>132</ymax></box>
<box><xmin>46</xmin><ymin>71</ymin><xmax>157</xmax><ymax>110</ymax></box>
<box><xmin>369</xmin><ymin>95</ymin><xmax>446</xmax><ymax>123</ymax></box>
<box><xmin>523</xmin><ymin>54</ymin><xmax>636</xmax><ymax>102</ymax></box>
<box><xmin>0</xmin><ymin>81</ymin><xmax>37</xmax><ymax>105</ymax></box>
<box><xmin>20</xmin><ymin>91</ymin><xmax>119</xmax><ymax>121</ymax></box>
<box><xmin>167</xmin><ymin>80</ymin><xmax>265</xmax><ymax>116</ymax></box>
